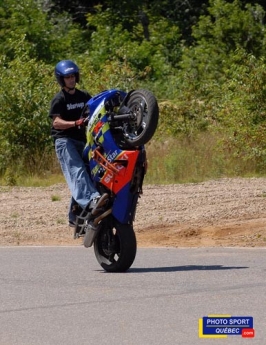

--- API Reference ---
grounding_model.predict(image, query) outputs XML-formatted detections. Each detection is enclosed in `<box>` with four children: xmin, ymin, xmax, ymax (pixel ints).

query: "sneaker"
<box><xmin>88</xmin><ymin>193</ymin><xmax>109</xmax><ymax>216</ymax></box>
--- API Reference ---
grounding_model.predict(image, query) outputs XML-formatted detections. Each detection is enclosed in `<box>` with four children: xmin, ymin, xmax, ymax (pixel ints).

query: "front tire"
<box><xmin>94</xmin><ymin>217</ymin><xmax>137</xmax><ymax>272</ymax></box>
<box><xmin>122</xmin><ymin>89</ymin><xmax>159</xmax><ymax>146</ymax></box>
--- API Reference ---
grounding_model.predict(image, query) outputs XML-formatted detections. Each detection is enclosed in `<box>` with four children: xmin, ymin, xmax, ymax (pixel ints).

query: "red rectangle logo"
<box><xmin>242</xmin><ymin>328</ymin><xmax>255</xmax><ymax>338</ymax></box>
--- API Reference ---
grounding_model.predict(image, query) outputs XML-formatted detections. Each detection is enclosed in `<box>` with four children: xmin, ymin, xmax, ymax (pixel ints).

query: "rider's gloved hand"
<box><xmin>75</xmin><ymin>118</ymin><xmax>87</xmax><ymax>127</ymax></box>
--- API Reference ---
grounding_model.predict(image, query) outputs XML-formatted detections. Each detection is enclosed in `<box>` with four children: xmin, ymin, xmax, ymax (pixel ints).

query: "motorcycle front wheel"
<box><xmin>94</xmin><ymin>217</ymin><xmax>137</xmax><ymax>272</ymax></box>
<box><xmin>122</xmin><ymin>89</ymin><xmax>159</xmax><ymax>147</ymax></box>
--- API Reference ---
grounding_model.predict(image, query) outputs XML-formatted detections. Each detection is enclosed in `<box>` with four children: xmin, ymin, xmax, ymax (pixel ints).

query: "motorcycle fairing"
<box><xmin>83</xmin><ymin>90</ymin><xmax>142</xmax><ymax>223</ymax></box>
<box><xmin>84</xmin><ymin>120</ymin><xmax>140</xmax><ymax>190</ymax></box>
<box><xmin>111</xmin><ymin>181</ymin><xmax>139</xmax><ymax>223</ymax></box>
<box><xmin>87</xmin><ymin>89</ymin><xmax>127</xmax><ymax>118</ymax></box>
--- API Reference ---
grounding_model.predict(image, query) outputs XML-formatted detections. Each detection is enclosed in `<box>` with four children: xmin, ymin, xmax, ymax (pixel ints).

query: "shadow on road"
<box><xmin>129</xmin><ymin>265</ymin><xmax>248</xmax><ymax>273</ymax></box>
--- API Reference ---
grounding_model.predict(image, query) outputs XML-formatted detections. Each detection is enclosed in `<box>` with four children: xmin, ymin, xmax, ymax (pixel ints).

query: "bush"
<box><xmin>0</xmin><ymin>45</ymin><xmax>57</xmax><ymax>175</ymax></box>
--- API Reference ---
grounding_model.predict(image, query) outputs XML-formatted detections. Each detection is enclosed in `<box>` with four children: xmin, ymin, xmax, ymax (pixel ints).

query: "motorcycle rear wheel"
<box><xmin>122</xmin><ymin>89</ymin><xmax>159</xmax><ymax>147</ymax></box>
<box><xmin>94</xmin><ymin>218</ymin><xmax>137</xmax><ymax>272</ymax></box>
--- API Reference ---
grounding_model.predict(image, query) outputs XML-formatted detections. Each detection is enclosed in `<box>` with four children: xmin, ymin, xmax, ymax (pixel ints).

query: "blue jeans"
<box><xmin>55</xmin><ymin>138</ymin><xmax>99</xmax><ymax>222</ymax></box>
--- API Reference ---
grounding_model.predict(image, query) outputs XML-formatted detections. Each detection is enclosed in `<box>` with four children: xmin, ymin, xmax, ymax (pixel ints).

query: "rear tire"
<box><xmin>94</xmin><ymin>217</ymin><xmax>137</xmax><ymax>272</ymax></box>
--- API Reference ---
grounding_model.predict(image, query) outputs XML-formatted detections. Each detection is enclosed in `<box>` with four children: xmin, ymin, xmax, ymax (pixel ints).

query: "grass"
<box><xmin>0</xmin><ymin>174</ymin><xmax>65</xmax><ymax>187</ymax></box>
<box><xmin>0</xmin><ymin>132</ymin><xmax>265</xmax><ymax>187</ymax></box>
<box><xmin>0</xmin><ymin>155</ymin><xmax>64</xmax><ymax>187</ymax></box>
<box><xmin>144</xmin><ymin>132</ymin><xmax>264</xmax><ymax>184</ymax></box>
<box><xmin>51</xmin><ymin>195</ymin><xmax>61</xmax><ymax>201</ymax></box>
<box><xmin>20</xmin><ymin>174</ymin><xmax>65</xmax><ymax>187</ymax></box>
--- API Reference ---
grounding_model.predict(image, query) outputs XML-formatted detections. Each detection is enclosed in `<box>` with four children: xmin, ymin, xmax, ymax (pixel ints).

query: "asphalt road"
<box><xmin>0</xmin><ymin>246</ymin><xmax>265</xmax><ymax>345</ymax></box>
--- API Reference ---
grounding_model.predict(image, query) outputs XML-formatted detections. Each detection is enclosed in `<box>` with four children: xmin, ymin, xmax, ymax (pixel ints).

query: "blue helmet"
<box><xmin>54</xmin><ymin>60</ymin><xmax>80</xmax><ymax>87</ymax></box>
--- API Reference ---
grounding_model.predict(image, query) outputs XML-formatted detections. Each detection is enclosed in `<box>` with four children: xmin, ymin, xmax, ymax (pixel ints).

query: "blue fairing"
<box><xmin>83</xmin><ymin>88</ymin><xmax>139</xmax><ymax>224</ymax></box>
<box><xmin>83</xmin><ymin>113</ymin><xmax>123</xmax><ymax>182</ymax></box>
<box><xmin>87</xmin><ymin>89</ymin><xmax>127</xmax><ymax>114</ymax></box>
<box><xmin>112</xmin><ymin>183</ymin><xmax>137</xmax><ymax>223</ymax></box>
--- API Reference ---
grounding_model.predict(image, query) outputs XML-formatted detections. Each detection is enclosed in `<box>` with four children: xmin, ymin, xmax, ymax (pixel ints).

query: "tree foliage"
<box><xmin>0</xmin><ymin>0</ymin><xmax>87</xmax><ymax>63</ymax></box>
<box><xmin>0</xmin><ymin>38</ymin><xmax>56</xmax><ymax>174</ymax></box>
<box><xmin>1</xmin><ymin>0</ymin><xmax>266</xmax><ymax>178</ymax></box>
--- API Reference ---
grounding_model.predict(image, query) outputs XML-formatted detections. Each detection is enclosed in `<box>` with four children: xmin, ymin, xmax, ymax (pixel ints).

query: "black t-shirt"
<box><xmin>49</xmin><ymin>89</ymin><xmax>91</xmax><ymax>143</ymax></box>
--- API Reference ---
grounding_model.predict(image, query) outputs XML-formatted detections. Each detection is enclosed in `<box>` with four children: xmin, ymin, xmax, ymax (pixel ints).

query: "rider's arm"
<box><xmin>52</xmin><ymin>115</ymin><xmax>76</xmax><ymax>129</ymax></box>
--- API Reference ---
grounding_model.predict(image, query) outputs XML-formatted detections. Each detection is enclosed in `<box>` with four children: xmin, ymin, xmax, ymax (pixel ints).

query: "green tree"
<box><xmin>216</xmin><ymin>52</ymin><xmax>266</xmax><ymax>169</ymax></box>
<box><xmin>155</xmin><ymin>1</ymin><xmax>266</xmax><ymax>143</ymax></box>
<box><xmin>0</xmin><ymin>39</ymin><xmax>57</xmax><ymax>175</ymax></box>
<box><xmin>85</xmin><ymin>6</ymin><xmax>181</xmax><ymax>80</ymax></box>
<box><xmin>181</xmin><ymin>0</ymin><xmax>266</xmax><ymax>79</ymax></box>
<box><xmin>0</xmin><ymin>0</ymin><xmax>86</xmax><ymax>63</ymax></box>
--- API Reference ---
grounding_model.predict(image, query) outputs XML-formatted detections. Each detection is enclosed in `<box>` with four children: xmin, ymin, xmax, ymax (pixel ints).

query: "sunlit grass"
<box><xmin>18</xmin><ymin>174</ymin><xmax>65</xmax><ymax>187</ymax></box>
<box><xmin>144</xmin><ymin>132</ymin><xmax>264</xmax><ymax>184</ymax></box>
<box><xmin>0</xmin><ymin>173</ymin><xmax>64</xmax><ymax>187</ymax></box>
<box><xmin>0</xmin><ymin>153</ymin><xmax>65</xmax><ymax>187</ymax></box>
<box><xmin>1</xmin><ymin>132</ymin><xmax>265</xmax><ymax>187</ymax></box>
<box><xmin>51</xmin><ymin>194</ymin><xmax>61</xmax><ymax>201</ymax></box>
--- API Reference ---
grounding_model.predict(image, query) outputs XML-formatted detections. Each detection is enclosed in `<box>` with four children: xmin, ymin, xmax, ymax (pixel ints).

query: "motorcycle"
<box><xmin>74</xmin><ymin>88</ymin><xmax>159</xmax><ymax>272</ymax></box>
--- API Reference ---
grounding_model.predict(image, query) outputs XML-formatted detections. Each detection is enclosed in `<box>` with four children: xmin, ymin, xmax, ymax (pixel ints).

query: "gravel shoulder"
<box><xmin>1</xmin><ymin>178</ymin><xmax>266</xmax><ymax>247</ymax></box>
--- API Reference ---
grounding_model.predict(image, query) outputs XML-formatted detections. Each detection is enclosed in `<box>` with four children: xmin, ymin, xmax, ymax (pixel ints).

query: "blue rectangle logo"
<box><xmin>203</xmin><ymin>316</ymin><xmax>253</xmax><ymax>335</ymax></box>
<box><xmin>199</xmin><ymin>315</ymin><xmax>255</xmax><ymax>338</ymax></box>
